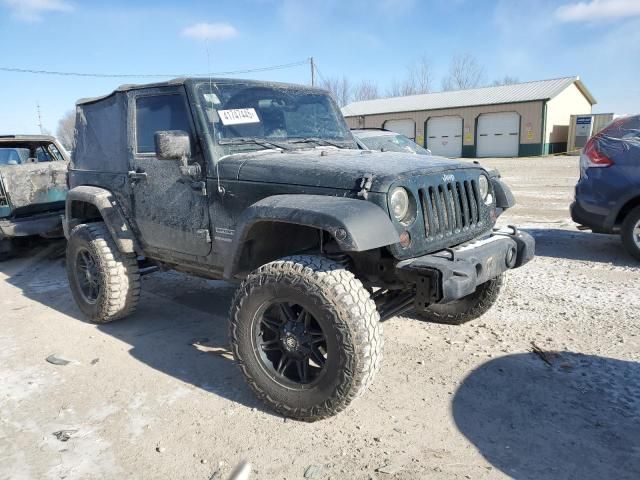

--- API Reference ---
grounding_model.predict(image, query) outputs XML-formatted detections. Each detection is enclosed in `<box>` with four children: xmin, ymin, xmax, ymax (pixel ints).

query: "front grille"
<box><xmin>419</xmin><ymin>179</ymin><xmax>481</xmax><ymax>239</ymax></box>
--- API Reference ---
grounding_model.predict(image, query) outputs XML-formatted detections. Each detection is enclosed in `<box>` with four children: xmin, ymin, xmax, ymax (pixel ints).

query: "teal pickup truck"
<box><xmin>0</xmin><ymin>135</ymin><xmax>68</xmax><ymax>259</ymax></box>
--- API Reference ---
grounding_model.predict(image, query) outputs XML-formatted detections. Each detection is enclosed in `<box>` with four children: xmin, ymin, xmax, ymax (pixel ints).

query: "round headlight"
<box><xmin>478</xmin><ymin>175</ymin><xmax>492</xmax><ymax>203</ymax></box>
<box><xmin>389</xmin><ymin>187</ymin><xmax>410</xmax><ymax>221</ymax></box>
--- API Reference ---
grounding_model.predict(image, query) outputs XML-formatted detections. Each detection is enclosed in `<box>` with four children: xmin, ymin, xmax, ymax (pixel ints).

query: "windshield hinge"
<box><xmin>357</xmin><ymin>174</ymin><xmax>374</xmax><ymax>200</ymax></box>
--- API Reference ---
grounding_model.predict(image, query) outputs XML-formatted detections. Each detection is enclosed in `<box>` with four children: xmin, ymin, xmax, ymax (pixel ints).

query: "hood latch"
<box><xmin>357</xmin><ymin>174</ymin><xmax>374</xmax><ymax>200</ymax></box>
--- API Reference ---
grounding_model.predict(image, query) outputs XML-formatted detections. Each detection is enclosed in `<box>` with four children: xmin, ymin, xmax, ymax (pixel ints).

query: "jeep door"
<box><xmin>128</xmin><ymin>87</ymin><xmax>212</xmax><ymax>257</ymax></box>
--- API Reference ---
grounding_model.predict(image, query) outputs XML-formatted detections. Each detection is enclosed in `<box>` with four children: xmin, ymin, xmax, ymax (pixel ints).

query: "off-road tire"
<box><xmin>230</xmin><ymin>255</ymin><xmax>382</xmax><ymax>421</ymax></box>
<box><xmin>66</xmin><ymin>222</ymin><xmax>141</xmax><ymax>323</ymax></box>
<box><xmin>409</xmin><ymin>274</ymin><xmax>505</xmax><ymax>325</ymax></box>
<box><xmin>621</xmin><ymin>206</ymin><xmax>640</xmax><ymax>261</ymax></box>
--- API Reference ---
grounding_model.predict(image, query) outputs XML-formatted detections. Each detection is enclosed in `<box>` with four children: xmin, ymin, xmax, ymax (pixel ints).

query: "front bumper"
<box><xmin>0</xmin><ymin>211</ymin><xmax>64</xmax><ymax>238</ymax></box>
<box><xmin>396</xmin><ymin>227</ymin><xmax>534</xmax><ymax>307</ymax></box>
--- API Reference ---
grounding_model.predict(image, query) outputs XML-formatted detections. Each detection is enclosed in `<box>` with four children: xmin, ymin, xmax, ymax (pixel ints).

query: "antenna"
<box><xmin>205</xmin><ymin>39</ymin><xmax>213</xmax><ymax>91</ymax></box>
<box><xmin>310</xmin><ymin>57</ymin><xmax>315</xmax><ymax>86</ymax></box>
<box><xmin>36</xmin><ymin>102</ymin><xmax>44</xmax><ymax>134</ymax></box>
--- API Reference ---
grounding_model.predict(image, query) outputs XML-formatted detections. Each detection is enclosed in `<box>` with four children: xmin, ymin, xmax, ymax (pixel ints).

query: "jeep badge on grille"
<box><xmin>442</xmin><ymin>173</ymin><xmax>455</xmax><ymax>183</ymax></box>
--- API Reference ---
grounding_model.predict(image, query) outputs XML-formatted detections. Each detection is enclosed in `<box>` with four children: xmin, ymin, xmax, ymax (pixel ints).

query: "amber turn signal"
<box><xmin>399</xmin><ymin>231</ymin><xmax>411</xmax><ymax>248</ymax></box>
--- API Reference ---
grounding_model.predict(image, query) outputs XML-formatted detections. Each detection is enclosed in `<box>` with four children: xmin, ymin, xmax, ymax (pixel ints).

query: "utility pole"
<box><xmin>310</xmin><ymin>57</ymin><xmax>315</xmax><ymax>87</ymax></box>
<box><xmin>36</xmin><ymin>102</ymin><xmax>44</xmax><ymax>134</ymax></box>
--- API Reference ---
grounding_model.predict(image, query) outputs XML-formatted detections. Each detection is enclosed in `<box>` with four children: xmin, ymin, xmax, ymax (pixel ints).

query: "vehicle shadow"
<box><xmin>452</xmin><ymin>352</ymin><xmax>640</xmax><ymax>480</ymax></box>
<box><xmin>0</xmin><ymin>241</ymin><xmax>271</xmax><ymax>416</ymax></box>
<box><xmin>524</xmin><ymin>227</ymin><xmax>637</xmax><ymax>266</ymax></box>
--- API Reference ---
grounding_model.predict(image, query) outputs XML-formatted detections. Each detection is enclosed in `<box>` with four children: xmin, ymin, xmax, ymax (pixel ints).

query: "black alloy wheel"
<box><xmin>254</xmin><ymin>300</ymin><xmax>328</xmax><ymax>387</ymax></box>
<box><xmin>75</xmin><ymin>247</ymin><xmax>101</xmax><ymax>303</ymax></box>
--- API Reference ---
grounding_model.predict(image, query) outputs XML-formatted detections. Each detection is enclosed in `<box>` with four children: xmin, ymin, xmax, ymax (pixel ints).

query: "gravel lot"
<box><xmin>1</xmin><ymin>156</ymin><xmax>639</xmax><ymax>480</ymax></box>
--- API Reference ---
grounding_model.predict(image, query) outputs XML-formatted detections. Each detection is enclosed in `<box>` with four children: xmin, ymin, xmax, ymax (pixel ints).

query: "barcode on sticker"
<box><xmin>218</xmin><ymin>108</ymin><xmax>260</xmax><ymax>126</ymax></box>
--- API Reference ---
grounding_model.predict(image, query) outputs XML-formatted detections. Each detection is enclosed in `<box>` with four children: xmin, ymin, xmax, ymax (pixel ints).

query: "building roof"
<box><xmin>342</xmin><ymin>76</ymin><xmax>596</xmax><ymax>117</ymax></box>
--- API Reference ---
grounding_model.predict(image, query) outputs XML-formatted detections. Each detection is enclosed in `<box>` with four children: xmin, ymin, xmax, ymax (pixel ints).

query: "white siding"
<box><xmin>545</xmin><ymin>83</ymin><xmax>593</xmax><ymax>147</ymax></box>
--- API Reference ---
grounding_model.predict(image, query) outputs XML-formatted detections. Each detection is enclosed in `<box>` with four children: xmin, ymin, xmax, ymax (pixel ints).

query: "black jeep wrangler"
<box><xmin>64</xmin><ymin>78</ymin><xmax>534</xmax><ymax>420</ymax></box>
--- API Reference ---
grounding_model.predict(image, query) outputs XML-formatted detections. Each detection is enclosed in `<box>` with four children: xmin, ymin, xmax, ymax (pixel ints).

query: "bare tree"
<box><xmin>385</xmin><ymin>56</ymin><xmax>434</xmax><ymax>97</ymax></box>
<box><xmin>441</xmin><ymin>53</ymin><xmax>486</xmax><ymax>91</ymax></box>
<box><xmin>319</xmin><ymin>76</ymin><xmax>351</xmax><ymax>107</ymax></box>
<box><xmin>352</xmin><ymin>80</ymin><xmax>380</xmax><ymax>102</ymax></box>
<box><xmin>56</xmin><ymin>110</ymin><xmax>76</xmax><ymax>150</ymax></box>
<box><xmin>385</xmin><ymin>78</ymin><xmax>403</xmax><ymax>98</ymax></box>
<box><xmin>491</xmin><ymin>75</ymin><xmax>520</xmax><ymax>86</ymax></box>
<box><xmin>406</xmin><ymin>56</ymin><xmax>433</xmax><ymax>95</ymax></box>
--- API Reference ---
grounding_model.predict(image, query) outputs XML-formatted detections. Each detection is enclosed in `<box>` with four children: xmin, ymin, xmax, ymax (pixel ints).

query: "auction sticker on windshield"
<box><xmin>218</xmin><ymin>108</ymin><xmax>260</xmax><ymax>126</ymax></box>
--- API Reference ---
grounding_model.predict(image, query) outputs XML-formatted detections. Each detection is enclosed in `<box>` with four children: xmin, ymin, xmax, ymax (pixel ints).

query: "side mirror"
<box><xmin>154</xmin><ymin>130</ymin><xmax>191</xmax><ymax>160</ymax></box>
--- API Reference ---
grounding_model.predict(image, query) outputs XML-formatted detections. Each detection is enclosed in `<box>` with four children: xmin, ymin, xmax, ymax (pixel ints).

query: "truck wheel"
<box><xmin>230</xmin><ymin>255</ymin><xmax>382</xmax><ymax>421</ymax></box>
<box><xmin>0</xmin><ymin>238</ymin><xmax>14</xmax><ymax>261</ymax></box>
<box><xmin>410</xmin><ymin>275</ymin><xmax>504</xmax><ymax>325</ymax></box>
<box><xmin>66</xmin><ymin>222</ymin><xmax>141</xmax><ymax>323</ymax></box>
<box><xmin>621</xmin><ymin>206</ymin><xmax>640</xmax><ymax>261</ymax></box>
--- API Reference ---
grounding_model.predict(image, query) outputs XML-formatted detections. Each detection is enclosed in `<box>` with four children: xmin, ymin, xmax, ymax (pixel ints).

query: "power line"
<box><xmin>0</xmin><ymin>60</ymin><xmax>310</xmax><ymax>79</ymax></box>
<box><xmin>313</xmin><ymin>63</ymin><xmax>328</xmax><ymax>86</ymax></box>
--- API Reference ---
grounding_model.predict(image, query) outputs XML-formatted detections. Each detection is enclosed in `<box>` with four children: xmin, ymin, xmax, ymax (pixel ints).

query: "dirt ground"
<box><xmin>1</xmin><ymin>156</ymin><xmax>639</xmax><ymax>480</ymax></box>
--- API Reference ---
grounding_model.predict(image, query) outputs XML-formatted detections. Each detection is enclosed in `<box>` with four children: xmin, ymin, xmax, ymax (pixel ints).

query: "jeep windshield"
<box><xmin>196</xmin><ymin>82</ymin><xmax>357</xmax><ymax>153</ymax></box>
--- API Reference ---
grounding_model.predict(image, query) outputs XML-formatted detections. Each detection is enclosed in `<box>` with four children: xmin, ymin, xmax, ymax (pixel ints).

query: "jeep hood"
<box><xmin>220</xmin><ymin>148</ymin><xmax>480</xmax><ymax>192</ymax></box>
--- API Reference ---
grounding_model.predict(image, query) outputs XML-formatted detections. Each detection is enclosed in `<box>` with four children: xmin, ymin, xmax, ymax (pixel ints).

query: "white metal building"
<box><xmin>342</xmin><ymin>76</ymin><xmax>596</xmax><ymax>157</ymax></box>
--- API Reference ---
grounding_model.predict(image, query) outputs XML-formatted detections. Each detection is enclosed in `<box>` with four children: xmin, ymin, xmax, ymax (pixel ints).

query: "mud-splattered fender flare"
<box><xmin>64</xmin><ymin>186</ymin><xmax>140</xmax><ymax>254</ymax></box>
<box><xmin>492</xmin><ymin>178</ymin><xmax>516</xmax><ymax>210</ymax></box>
<box><xmin>224</xmin><ymin>194</ymin><xmax>400</xmax><ymax>279</ymax></box>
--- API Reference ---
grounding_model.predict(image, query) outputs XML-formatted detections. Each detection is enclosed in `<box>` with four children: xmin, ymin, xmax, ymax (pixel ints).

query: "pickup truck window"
<box><xmin>48</xmin><ymin>143</ymin><xmax>65</xmax><ymax>162</ymax></box>
<box><xmin>0</xmin><ymin>147</ymin><xmax>28</xmax><ymax>165</ymax></box>
<box><xmin>35</xmin><ymin>146</ymin><xmax>54</xmax><ymax>162</ymax></box>
<box><xmin>135</xmin><ymin>94</ymin><xmax>192</xmax><ymax>154</ymax></box>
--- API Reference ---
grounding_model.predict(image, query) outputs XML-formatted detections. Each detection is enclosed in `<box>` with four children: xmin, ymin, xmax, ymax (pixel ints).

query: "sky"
<box><xmin>1</xmin><ymin>0</ymin><xmax>639</xmax><ymax>134</ymax></box>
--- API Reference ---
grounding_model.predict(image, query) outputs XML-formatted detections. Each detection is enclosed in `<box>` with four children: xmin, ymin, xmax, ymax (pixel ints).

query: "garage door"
<box><xmin>426</xmin><ymin>116</ymin><xmax>463</xmax><ymax>157</ymax></box>
<box><xmin>384</xmin><ymin>119</ymin><xmax>415</xmax><ymax>140</ymax></box>
<box><xmin>476</xmin><ymin>112</ymin><xmax>520</xmax><ymax>157</ymax></box>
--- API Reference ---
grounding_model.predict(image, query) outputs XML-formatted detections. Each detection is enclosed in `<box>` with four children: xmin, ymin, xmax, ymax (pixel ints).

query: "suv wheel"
<box><xmin>621</xmin><ymin>206</ymin><xmax>640</xmax><ymax>260</ymax></box>
<box><xmin>66</xmin><ymin>222</ymin><xmax>141</xmax><ymax>323</ymax></box>
<box><xmin>409</xmin><ymin>274</ymin><xmax>504</xmax><ymax>325</ymax></box>
<box><xmin>230</xmin><ymin>255</ymin><xmax>382</xmax><ymax>421</ymax></box>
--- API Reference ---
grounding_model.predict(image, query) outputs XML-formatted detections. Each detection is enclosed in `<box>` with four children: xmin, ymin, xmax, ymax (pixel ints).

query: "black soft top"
<box><xmin>73</xmin><ymin>77</ymin><xmax>327</xmax><ymax>172</ymax></box>
<box><xmin>76</xmin><ymin>77</ymin><xmax>325</xmax><ymax>106</ymax></box>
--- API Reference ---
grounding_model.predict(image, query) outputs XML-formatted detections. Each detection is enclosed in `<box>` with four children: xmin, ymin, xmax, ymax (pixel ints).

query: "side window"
<box><xmin>47</xmin><ymin>144</ymin><xmax>65</xmax><ymax>162</ymax></box>
<box><xmin>35</xmin><ymin>146</ymin><xmax>53</xmax><ymax>162</ymax></box>
<box><xmin>135</xmin><ymin>94</ymin><xmax>192</xmax><ymax>154</ymax></box>
<box><xmin>621</xmin><ymin>119</ymin><xmax>640</xmax><ymax>141</ymax></box>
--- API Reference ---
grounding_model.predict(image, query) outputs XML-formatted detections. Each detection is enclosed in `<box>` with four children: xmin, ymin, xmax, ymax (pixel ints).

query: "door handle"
<box><xmin>128</xmin><ymin>170</ymin><xmax>148</xmax><ymax>181</ymax></box>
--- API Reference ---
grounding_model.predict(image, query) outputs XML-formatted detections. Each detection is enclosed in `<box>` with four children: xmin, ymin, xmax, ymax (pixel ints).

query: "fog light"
<box><xmin>399</xmin><ymin>231</ymin><xmax>411</xmax><ymax>248</ymax></box>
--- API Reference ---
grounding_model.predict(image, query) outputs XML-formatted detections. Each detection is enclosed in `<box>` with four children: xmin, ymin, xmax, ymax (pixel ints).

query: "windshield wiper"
<box><xmin>218</xmin><ymin>137</ymin><xmax>290</xmax><ymax>150</ymax></box>
<box><xmin>289</xmin><ymin>138</ymin><xmax>348</xmax><ymax>149</ymax></box>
